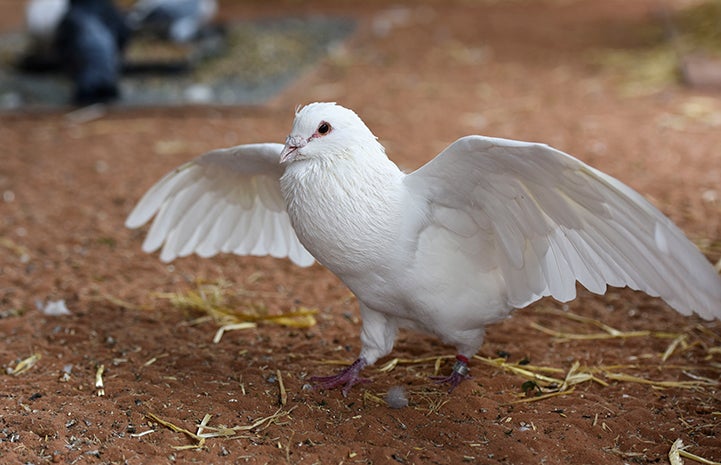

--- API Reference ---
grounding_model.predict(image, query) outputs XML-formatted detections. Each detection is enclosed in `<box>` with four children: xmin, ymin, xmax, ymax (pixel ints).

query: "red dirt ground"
<box><xmin>1</xmin><ymin>1</ymin><xmax>720</xmax><ymax>464</ymax></box>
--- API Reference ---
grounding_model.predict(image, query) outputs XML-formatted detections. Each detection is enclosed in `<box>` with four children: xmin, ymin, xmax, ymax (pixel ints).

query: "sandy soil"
<box><xmin>1</xmin><ymin>1</ymin><xmax>720</xmax><ymax>464</ymax></box>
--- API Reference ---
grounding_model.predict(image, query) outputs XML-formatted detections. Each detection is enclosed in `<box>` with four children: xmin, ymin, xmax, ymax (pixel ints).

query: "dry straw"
<box><xmin>371</xmin><ymin>306</ymin><xmax>719</xmax><ymax>401</ymax></box>
<box><xmin>669</xmin><ymin>438</ymin><xmax>721</xmax><ymax>465</ymax></box>
<box><xmin>6</xmin><ymin>353</ymin><xmax>41</xmax><ymax>376</ymax></box>
<box><xmin>155</xmin><ymin>280</ymin><xmax>318</xmax><ymax>343</ymax></box>
<box><xmin>145</xmin><ymin>407</ymin><xmax>295</xmax><ymax>450</ymax></box>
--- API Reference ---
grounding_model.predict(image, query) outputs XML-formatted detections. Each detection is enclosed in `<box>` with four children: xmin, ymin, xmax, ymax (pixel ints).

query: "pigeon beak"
<box><xmin>280</xmin><ymin>136</ymin><xmax>307</xmax><ymax>164</ymax></box>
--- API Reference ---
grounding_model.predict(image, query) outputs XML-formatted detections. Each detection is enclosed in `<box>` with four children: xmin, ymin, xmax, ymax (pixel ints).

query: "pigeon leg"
<box><xmin>311</xmin><ymin>357</ymin><xmax>370</xmax><ymax>397</ymax></box>
<box><xmin>431</xmin><ymin>354</ymin><xmax>472</xmax><ymax>392</ymax></box>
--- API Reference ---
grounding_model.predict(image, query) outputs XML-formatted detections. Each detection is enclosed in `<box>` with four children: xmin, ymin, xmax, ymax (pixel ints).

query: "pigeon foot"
<box><xmin>311</xmin><ymin>357</ymin><xmax>369</xmax><ymax>397</ymax></box>
<box><xmin>431</xmin><ymin>354</ymin><xmax>472</xmax><ymax>392</ymax></box>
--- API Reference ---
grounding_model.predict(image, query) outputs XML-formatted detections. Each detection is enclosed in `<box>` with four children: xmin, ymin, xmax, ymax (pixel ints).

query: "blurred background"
<box><xmin>1</xmin><ymin>1</ymin><xmax>720</xmax><ymax>464</ymax></box>
<box><xmin>1</xmin><ymin>0</ymin><xmax>721</xmax><ymax>109</ymax></box>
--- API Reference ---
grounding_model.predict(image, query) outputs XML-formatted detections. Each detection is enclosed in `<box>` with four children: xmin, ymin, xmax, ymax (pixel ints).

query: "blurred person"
<box><xmin>54</xmin><ymin>0</ymin><xmax>131</xmax><ymax>104</ymax></box>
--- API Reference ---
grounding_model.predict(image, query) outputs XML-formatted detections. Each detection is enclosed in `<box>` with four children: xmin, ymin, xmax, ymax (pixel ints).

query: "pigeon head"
<box><xmin>279</xmin><ymin>102</ymin><xmax>384</xmax><ymax>165</ymax></box>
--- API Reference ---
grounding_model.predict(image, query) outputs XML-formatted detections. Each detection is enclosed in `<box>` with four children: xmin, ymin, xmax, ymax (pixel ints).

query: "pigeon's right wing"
<box><xmin>404</xmin><ymin>135</ymin><xmax>721</xmax><ymax>320</ymax></box>
<box><xmin>125</xmin><ymin>143</ymin><xmax>315</xmax><ymax>267</ymax></box>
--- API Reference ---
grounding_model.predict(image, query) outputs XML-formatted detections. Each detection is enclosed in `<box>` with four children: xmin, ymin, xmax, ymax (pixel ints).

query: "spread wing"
<box><xmin>125</xmin><ymin>143</ymin><xmax>315</xmax><ymax>267</ymax></box>
<box><xmin>404</xmin><ymin>135</ymin><xmax>721</xmax><ymax>320</ymax></box>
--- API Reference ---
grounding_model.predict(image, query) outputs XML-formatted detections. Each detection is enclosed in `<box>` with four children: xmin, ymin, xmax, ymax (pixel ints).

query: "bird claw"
<box><xmin>310</xmin><ymin>357</ymin><xmax>369</xmax><ymax>397</ymax></box>
<box><xmin>431</xmin><ymin>355</ymin><xmax>472</xmax><ymax>393</ymax></box>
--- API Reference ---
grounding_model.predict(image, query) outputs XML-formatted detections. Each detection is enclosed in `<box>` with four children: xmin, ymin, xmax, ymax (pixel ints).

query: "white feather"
<box><xmin>125</xmin><ymin>143</ymin><xmax>314</xmax><ymax>267</ymax></box>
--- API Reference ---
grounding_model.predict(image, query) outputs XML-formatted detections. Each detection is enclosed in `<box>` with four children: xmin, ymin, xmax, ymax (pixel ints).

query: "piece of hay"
<box><xmin>145</xmin><ymin>412</ymin><xmax>205</xmax><ymax>450</ymax></box>
<box><xmin>670</xmin><ymin>438</ymin><xmax>685</xmax><ymax>465</ymax></box>
<box><xmin>276</xmin><ymin>369</ymin><xmax>287</xmax><ymax>407</ymax></box>
<box><xmin>145</xmin><ymin>407</ymin><xmax>296</xmax><ymax>450</ymax></box>
<box><xmin>142</xmin><ymin>353</ymin><xmax>169</xmax><ymax>367</ymax></box>
<box><xmin>530</xmin><ymin>322</ymin><xmax>652</xmax><ymax>340</ymax></box>
<box><xmin>560</xmin><ymin>360</ymin><xmax>609</xmax><ymax>390</ymax></box>
<box><xmin>669</xmin><ymin>438</ymin><xmax>721</xmax><ymax>465</ymax></box>
<box><xmin>662</xmin><ymin>334</ymin><xmax>688</xmax><ymax>362</ymax></box>
<box><xmin>129</xmin><ymin>429</ymin><xmax>154</xmax><ymax>438</ymax></box>
<box><xmin>213</xmin><ymin>322</ymin><xmax>257</xmax><ymax>344</ymax></box>
<box><xmin>680</xmin><ymin>449</ymin><xmax>721</xmax><ymax>465</ymax></box>
<box><xmin>6</xmin><ymin>353</ymin><xmax>41</xmax><ymax>375</ymax></box>
<box><xmin>159</xmin><ymin>281</ymin><xmax>318</xmax><ymax>331</ymax></box>
<box><xmin>476</xmin><ymin>356</ymin><xmax>607</xmax><ymax>393</ymax></box>
<box><xmin>97</xmin><ymin>290</ymin><xmax>140</xmax><ymax>311</ymax></box>
<box><xmin>376</xmin><ymin>354</ymin><xmax>605</xmax><ymax>399</ymax></box>
<box><xmin>362</xmin><ymin>390</ymin><xmax>386</xmax><ymax>406</ymax></box>
<box><xmin>604</xmin><ymin>372</ymin><xmax>718</xmax><ymax>390</ymax></box>
<box><xmin>538</xmin><ymin>307</ymin><xmax>639</xmax><ymax>336</ymax></box>
<box><xmin>425</xmin><ymin>396</ymin><xmax>450</xmax><ymax>416</ymax></box>
<box><xmin>377</xmin><ymin>355</ymin><xmax>454</xmax><ymax>373</ymax></box>
<box><xmin>197</xmin><ymin>407</ymin><xmax>295</xmax><ymax>437</ymax></box>
<box><xmin>532</xmin><ymin>308</ymin><xmax>655</xmax><ymax>340</ymax></box>
<box><xmin>508</xmin><ymin>388</ymin><xmax>576</xmax><ymax>404</ymax></box>
<box><xmin>95</xmin><ymin>364</ymin><xmax>105</xmax><ymax>397</ymax></box>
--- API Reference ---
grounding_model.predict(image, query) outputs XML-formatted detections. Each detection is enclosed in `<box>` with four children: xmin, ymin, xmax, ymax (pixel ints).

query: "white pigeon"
<box><xmin>126</xmin><ymin>102</ymin><xmax>721</xmax><ymax>396</ymax></box>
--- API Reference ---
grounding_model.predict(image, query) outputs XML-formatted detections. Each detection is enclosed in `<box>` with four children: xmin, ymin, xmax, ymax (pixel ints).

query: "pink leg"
<box><xmin>310</xmin><ymin>357</ymin><xmax>369</xmax><ymax>397</ymax></box>
<box><xmin>431</xmin><ymin>354</ymin><xmax>472</xmax><ymax>392</ymax></box>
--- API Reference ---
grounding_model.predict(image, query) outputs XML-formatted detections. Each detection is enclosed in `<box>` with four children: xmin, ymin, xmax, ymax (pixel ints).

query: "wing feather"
<box><xmin>125</xmin><ymin>162</ymin><xmax>197</xmax><ymax>228</ymax></box>
<box><xmin>125</xmin><ymin>143</ymin><xmax>315</xmax><ymax>267</ymax></box>
<box><xmin>405</xmin><ymin>135</ymin><xmax>721</xmax><ymax>319</ymax></box>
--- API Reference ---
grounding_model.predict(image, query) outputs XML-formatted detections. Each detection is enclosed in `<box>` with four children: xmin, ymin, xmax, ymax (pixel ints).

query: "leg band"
<box><xmin>453</xmin><ymin>354</ymin><xmax>470</xmax><ymax>377</ymax></box>
<box><xmin>456</xmin><ymin>354</ymin><xmax>469</xmax><ymax>364</ymax></box>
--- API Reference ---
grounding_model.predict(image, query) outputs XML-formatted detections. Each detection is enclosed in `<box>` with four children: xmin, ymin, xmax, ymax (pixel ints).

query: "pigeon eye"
<box><xmin>317</xmin><ymin>122</ymin><xmax>331</xmax><ymax>135</ymax></box>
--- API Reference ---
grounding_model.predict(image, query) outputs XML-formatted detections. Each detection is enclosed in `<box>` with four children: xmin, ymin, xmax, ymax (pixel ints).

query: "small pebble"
<box><xmin>38</xmin><ymin>299</ymin><xmax>72</xmax><ymax>316</ymax></box>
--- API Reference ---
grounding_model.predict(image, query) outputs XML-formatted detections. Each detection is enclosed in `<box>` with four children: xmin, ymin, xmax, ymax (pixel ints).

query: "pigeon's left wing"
<box><xmin>125</xmin><ymin>143</ymin><xmax>315</xmax><ymax>267</ymax></box>
<box><xmin>404</xmin><ymin>135</ymin><xmax>721</xmax><ymax>319</ymax></box>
